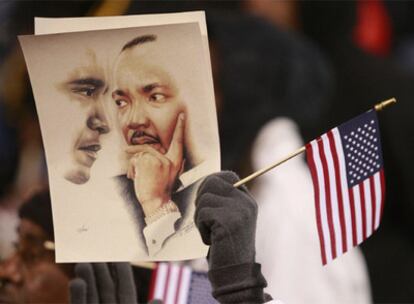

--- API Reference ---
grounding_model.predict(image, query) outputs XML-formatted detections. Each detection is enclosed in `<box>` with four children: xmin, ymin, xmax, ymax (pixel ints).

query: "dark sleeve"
<box><xmin>208</xmin><ymin>263</ymin><xmax>271</xmax><ymax>304</ymax></box>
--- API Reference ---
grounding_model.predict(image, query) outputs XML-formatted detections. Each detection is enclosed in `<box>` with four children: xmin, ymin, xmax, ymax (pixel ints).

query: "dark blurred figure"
<box><xmin>386</xmin><ymin>1</ymin><xmax>414</xmax><ymax>74</ymax></box>
<box><xmin>206</xmin><ymin>11</ymin><xmax>331</xmax><ymax>173</ymax></box>
<box><xmin>0</xmin><ymin>190</ymin><xmax>73</xmax><ymax>303</ymax></box>
<box><xmin>0</xmin><ymin>103</ymin><xmax>20</xmax><ymax>261</ymax></box>
<box><xmin>0</xmin><ymin>1</ymin><xmax>21</xmax><ymax>262</ymax></box>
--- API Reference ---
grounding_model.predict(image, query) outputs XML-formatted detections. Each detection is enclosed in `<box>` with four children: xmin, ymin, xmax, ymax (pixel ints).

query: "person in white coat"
<box><xmin>253</xmin><ymin>117</ymin><xmax>372</xmax><ymax>304</ymax></box>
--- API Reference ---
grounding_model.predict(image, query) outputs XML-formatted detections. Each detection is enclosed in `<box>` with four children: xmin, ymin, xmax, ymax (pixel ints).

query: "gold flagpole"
<box><xmin>233</xmin><ymin>97</ymin><xmax>397</xmax><ymax>188</ymax></box>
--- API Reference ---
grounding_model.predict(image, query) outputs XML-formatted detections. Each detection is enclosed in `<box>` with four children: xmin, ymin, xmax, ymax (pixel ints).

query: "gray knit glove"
<box><xmin>69</xmin><ymin>263</ymin><xmax>137</xmax><ymax>304</ymax></box>
<box><xmin>195</xmin><ymin>171</ymin><xmax>270</xmax><ymax>303</ymax></box>
<box><xmin>195</xmin><ymin>171</ymin><xmax>257</xmax><ymax>267</ymax></box>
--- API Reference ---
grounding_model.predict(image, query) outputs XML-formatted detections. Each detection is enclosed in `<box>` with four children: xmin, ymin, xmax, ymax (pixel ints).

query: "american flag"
<box><xmin>306</xmin><ymin>110</ymin><xmax>385</xmax><ymax>265</ymax></box>
<box><xmin>148</xmin><ymin>263</ymin><xmax>218</xmax><ymax>304</ymax></box>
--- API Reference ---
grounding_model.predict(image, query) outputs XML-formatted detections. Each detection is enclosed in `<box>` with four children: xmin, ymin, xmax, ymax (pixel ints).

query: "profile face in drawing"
<box><xmin>57</xmin><ymin>49</ymin><xmax>110</xmax><ymax>184</ymax></box>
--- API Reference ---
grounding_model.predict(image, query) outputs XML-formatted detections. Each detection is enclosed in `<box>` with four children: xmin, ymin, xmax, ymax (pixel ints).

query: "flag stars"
<box><xmin>341</xmin><ymin>121</ymin><xmax>381</xmax><ymax>183</ymax></box>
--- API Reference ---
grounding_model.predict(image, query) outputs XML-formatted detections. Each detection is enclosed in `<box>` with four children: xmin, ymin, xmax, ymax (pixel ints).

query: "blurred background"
<box><xmin>0</xmin><ymin>1</ymin><xmax>413</xmax><ymax>303</ymax></box>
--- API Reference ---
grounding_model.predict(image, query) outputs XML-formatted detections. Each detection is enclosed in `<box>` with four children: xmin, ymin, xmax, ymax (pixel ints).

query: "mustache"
<box><xmin>128</xmin><ymin>130</ymin><xmax>160</xmax><ymax>145</ymax></box>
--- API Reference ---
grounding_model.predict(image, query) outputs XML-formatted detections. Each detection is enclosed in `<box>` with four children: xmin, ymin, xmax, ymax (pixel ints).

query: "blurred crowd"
<box><xmin>1</xmin><ymin>1</ymin><xmax>414</xmax><ymax>303</ymax></box>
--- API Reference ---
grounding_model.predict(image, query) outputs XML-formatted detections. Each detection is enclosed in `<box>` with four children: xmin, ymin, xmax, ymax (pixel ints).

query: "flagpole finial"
<box><xmin>375</xmin><ymin>97</ymin><xmax>396</xmax><ymax>111</ymax></box>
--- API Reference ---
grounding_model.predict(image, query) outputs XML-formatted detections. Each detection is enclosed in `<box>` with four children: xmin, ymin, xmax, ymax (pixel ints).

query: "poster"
<box><xmin>19</xmin><ymin>14</ymin><xmax>219</xmax><ymax>262</ymax></box>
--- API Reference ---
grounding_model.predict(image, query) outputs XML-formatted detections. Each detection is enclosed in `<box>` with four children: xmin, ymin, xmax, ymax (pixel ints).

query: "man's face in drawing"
<box><xmin>58</xmin><ymin>49</ymin><xmax>110</xmax><ymax>184</ymax></box>
<box><xmin>112</xmin><ymin>38</ymin><xmax>186</xmax><ymax>156</ymax></box>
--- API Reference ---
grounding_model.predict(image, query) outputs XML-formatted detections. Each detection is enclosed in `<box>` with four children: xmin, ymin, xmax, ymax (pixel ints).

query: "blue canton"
<box><xmin>338</xmin><ymin>110</ymin><xmax>384</xmax><ymax>188</ymax></box>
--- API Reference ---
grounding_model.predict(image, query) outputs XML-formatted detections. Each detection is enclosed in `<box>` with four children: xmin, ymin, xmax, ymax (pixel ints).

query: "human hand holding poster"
<box><xmin>19</xmin><ymin>13</ymin><xmax>220</xmax><ymax>262</ymax></box>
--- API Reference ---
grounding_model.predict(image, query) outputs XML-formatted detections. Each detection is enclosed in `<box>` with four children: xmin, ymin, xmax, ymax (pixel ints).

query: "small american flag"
<box><xmin>306</xmin><ymin>110</ymin><xmax>385</xmax><ymax>265</ymax></box>
<box><xmin>148</xmin><ymin>263</ymin><xmax>218</xmax><ymax>304</ymax></box>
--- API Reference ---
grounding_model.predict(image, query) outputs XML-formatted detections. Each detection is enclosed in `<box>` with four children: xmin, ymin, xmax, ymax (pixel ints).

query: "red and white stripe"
<box><xmin>149</xmin><ymin>263</ymin><xmax>192</xmax><ymax>304</ymax></box>
<box><xmin>306</xmin><ymin>128</ymin><xmax>385</xmax><ymax>265</ymax></box>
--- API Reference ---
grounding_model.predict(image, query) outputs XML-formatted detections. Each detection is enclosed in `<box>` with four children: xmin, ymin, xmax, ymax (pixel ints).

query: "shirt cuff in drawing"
<box><xmin>143</xmin><ymin>209</ymin><xmax>181</xmax><ymax>256</ymax></box>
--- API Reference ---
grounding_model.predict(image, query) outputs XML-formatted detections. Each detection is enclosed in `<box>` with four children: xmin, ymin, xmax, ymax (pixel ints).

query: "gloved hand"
<box><xmin>195</xmin><ymin>171</ymin><xmax>257</xmax><ymax>268</ymax></box>
<box><xmin>69</xmin><ymin>263</ymin><xmax>137</xmax><ymax>304</ymax></box>
<box><xmin>195</xmin><ymin>171</ymin><xmax>270</xmax><ymax>303</ymax></box>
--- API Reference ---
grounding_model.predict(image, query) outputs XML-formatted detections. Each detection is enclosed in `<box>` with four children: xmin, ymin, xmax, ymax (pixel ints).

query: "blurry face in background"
<box><xmin>0</xmin><ymin>219</ymin><xmax>69</xmax><ymax>303</ymax></box>
<box><xmin>112</xmin><ymin>41</ymin><xmax>186</xmax><ymax>156</ymax></box>
<box><xmin>57</xmin><ymin>49</ymin><xmax>110</xmax><ymax>184</ymax></box>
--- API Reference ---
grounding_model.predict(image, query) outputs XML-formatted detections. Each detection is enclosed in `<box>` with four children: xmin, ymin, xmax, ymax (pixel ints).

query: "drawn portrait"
<box><xmin>56</xmin><ymin>49</ymin><xmax>111</xmax><ymax>185</ymax></box>
<box><xmin>19</xmin><ymin>21</ymin><xmax>220</xmax><ymax>262</ymax></box>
